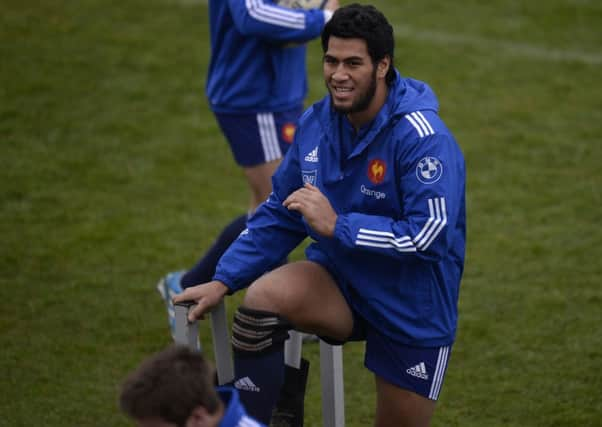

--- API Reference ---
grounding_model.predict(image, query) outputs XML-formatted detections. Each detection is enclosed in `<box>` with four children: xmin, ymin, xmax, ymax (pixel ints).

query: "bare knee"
<box><xmin>242</xmin><ymin>268</ymin><xmax>300</xmax><ymax>315</ymax></box>
<box><xmin>242</xmin><ymin>280</ymin><xmax>281</xmax><ymax>312</ymax></box>
<box><xmin>241</xmin><ymin>262</ymin><xmax>353</xmax><ymax>339</ymax></box>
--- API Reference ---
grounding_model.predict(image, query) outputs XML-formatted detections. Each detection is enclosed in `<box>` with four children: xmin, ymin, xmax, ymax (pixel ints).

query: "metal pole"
<box><xmin>209</xmin><ymin>300</ymin><xmax>234</xmax><ymax>385</ymax></box>
<box><xmin>174</xmin><ymin>301</ymin><xmax>200</xmax><ymax>351</ymax></box>
<box><xmin>320</xmin><ymin>341</ymin><xmax>345</xmax><ymax>427</ymax></box>
<box><xmin>173</xmin><ymin>300</ymin><xmax>234</xmax><ymax>385</ymax></box>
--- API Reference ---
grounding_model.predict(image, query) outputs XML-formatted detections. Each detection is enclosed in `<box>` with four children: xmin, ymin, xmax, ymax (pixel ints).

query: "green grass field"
<box><xmin>1</xmin><ymin>0</ymin><xmax>601</xmax><ymax>425</ymax></box>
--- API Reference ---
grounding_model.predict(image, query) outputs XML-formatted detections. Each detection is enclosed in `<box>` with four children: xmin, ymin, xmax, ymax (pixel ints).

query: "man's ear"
<box><xmin>377</xmin><ymin>56</ymin><xmax>391</xmax><ymax>79</ymax></box>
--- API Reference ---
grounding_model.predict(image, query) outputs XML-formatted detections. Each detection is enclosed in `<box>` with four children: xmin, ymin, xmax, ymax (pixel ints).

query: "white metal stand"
<box><xmin>173</xmin><ymin>300</ymin><xmax>345</xmax><ymax>426</ymax></box>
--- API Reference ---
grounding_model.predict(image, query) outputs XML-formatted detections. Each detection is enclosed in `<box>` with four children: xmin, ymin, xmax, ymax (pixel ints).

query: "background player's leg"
<box><xmin>242</xmin><ymin>159</ymin><xmax>281</xmax><ymax>210</ymax></box>
<box><xmin>157</xmin><ymin>159</ymin><xmax>282</xmax><ymax>334</ymax></box>
<box><xmin>180</xmin><ymin>213</ymin><xmax>247</xmax><ymax>288</ymax></box>
<box><xmin>182</xmin><ymin>159</ymin><xmax>282</xmax><ymax>288</ymax></box>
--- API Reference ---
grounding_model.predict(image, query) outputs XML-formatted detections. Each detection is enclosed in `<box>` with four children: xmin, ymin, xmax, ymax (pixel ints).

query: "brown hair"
<box><xmin>119</xmin><ymin>345</ymin><xmax>219</xmax><ymax>425</ymax></box>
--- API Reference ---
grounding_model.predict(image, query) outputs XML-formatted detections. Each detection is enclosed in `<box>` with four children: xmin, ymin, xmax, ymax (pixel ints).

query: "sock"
<box><xmin>180</xmin><ymin>214</ymin><xmax>247</xmax><ymax>288</ymax></box>
<box><xmin>231</xmin><ymin>307</ymin><xmax>292</xmax><ymax>424</ymax></box>
<box><xmin>234</xmin><ymin>350</ymin><xmax>286</xmax><ymax>424</ymax></box>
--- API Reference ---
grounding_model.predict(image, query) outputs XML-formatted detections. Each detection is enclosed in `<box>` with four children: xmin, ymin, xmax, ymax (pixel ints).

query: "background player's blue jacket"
<box><xmin>214</xmin><ymin>72</ymin><xmax>466</xmax><ymax>347</ymax></box>
<box><xmin>206</xmin><ymin>0</ymin><xmax>328</xmax><ymax>113</ymax></box>
<box><xmin>218</xmin><ymin>387</ymin><xmax>266</xmax><ymax>426</ymax></box>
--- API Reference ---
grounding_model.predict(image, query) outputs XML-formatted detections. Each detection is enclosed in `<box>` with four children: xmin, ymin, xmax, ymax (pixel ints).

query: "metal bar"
<box><xmin>175</xmin><ymin>301</ymin><xmax>347</xmax><ymax>425</ymax></box>
<box><xmin>284</xmin><ymin>330</ymin><xmax>303</xmax><ymax>369</ymax></box>
<box><xmin>173</xmin><ymin>300</ymin><xmax>234</xmax><ymax>385</ymax></box>
<box><xmin>174</xmin><ymin>301</ymin><xmax>200</xmax><ymax>351</ymax></box>
<box><xmin>209</xmin><ymin>300</ymin><xmax>234</xmax><ymax>385</ymax></box>
<box><xmin>320</xmin><ymin>341</ymin><xmax>345</xmax><ymax>427</ymax></box>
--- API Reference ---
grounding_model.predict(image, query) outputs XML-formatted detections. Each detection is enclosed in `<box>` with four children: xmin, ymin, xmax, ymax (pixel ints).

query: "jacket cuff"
<box><xmin>333</xmin><ymin>214</ymin><xmax>351</xmax><ymax>248</ymax></box>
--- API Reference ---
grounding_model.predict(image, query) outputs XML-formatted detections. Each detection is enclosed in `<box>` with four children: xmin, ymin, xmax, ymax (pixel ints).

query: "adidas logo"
<box><xmin>304</xmin><ymin>146</ymin><xmax>319</xmax><ymax>162</ymax></box>
<box><xmin>234</xmin><ymin>376</ymin><xmax>261</xmax><ymax>392</ymax></box>
<box><xmin>406</xmin><ymin>362</ymin><xmax>429</xmax><ymax>380</ymax></box>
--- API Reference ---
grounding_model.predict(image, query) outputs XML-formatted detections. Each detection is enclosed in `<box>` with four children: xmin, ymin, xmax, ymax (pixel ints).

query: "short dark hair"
<box><xmin>119</xmin><ymin>345</ymin><xmax>220</xmax><ymax>425</ymax></box>
<box><xmin>321</xmin><ymin>3</ymin><xmax>395</xmax><ymax>86</ymax></box>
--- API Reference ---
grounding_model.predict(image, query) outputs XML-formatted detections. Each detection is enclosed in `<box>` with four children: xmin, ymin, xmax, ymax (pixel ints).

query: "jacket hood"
<box><xmin>389</xmin><ymin>70</ymin><xmax>439</xmax><ymax>116</ymax></box>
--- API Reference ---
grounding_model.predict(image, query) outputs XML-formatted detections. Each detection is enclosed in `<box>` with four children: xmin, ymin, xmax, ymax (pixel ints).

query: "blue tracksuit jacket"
<box><xmin>218</xmin><ymin>387</ymin><xmax>265</xmax><ymax>426</ymax></box>
<box><xmin>214</xmin><ymin>72</ymin><xmax>466</xmax><ymax>347</ymax></box>
<box><xmin>206</xmin><ymin>0</ymin><xmax>328</xmax><ymax>113</ymax></box>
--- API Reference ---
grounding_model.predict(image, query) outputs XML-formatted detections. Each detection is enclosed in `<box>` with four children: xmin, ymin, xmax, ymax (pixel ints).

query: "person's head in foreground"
<box><xmin>119</xmin><ymin>345</ymin><xmax>222</xmax><ymax>427</ymax></box>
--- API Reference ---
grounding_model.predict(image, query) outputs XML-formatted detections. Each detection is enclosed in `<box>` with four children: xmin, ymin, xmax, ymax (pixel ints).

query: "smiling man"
<box><xmin>174</xmin><ymin>4</ymin><xmax>466</xmax><ymax>426</ymax></box>
<box><xmin>323</xmin><ymin>37</ymin><xmax>386</xmax><ymax>119</ymax></box>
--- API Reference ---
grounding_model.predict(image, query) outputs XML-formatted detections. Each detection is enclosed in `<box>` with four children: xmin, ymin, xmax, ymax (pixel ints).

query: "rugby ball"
<box><xmin>276</xmin><ymin>0</ymin><xmax>327</xmax><ymax>10</ymax></box>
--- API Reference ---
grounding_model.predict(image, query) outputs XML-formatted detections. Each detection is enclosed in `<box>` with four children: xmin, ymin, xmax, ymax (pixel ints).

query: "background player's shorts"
<box><xmin>214</xmin><ymin>106</ymin><xmax>303</xmax><ymax>167</ymax></box>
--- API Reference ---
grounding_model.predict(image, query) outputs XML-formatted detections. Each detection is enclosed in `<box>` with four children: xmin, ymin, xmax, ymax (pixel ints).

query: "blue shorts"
<box><xmin>214</xmin><ymin>106</ymin><xmax>303</xmax><ymax>167</ymax></box>
<box><xmin>364</xmin><ymin>326</ymin><xmax>452</xmax><ymax>401</ymax></box>
<box><xmin>312</xmin><ymin>259</ymin><xmax>453</xmax><ymax>401</ymax></box>
<box><xmin>322</xmin><ymin>319</ymin><xmax>452</xmax><ymax>401</ymax></box>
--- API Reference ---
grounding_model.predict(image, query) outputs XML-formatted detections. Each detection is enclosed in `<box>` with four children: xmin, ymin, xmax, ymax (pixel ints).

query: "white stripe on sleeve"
<box><xmin>416</xmin><ymin>111</ymin><xmax>435</xmax><ymax>134</ymax></box>
<box><xmin>405</xmin><ymin>111</ymin><xmax>435</xmax><ymax>138</ymax></box>
<box><xmin>405</xmin><ymin>114</ymin><xmax>425</xmax><ymax>137</ymax></box>
<box><xmin>411</xmin><ymin>111</ymin><xmax>431</xmax><ymax>136</ymax></box>
<box><xmin>246</xmin><ymin>0</ymin><xmax>306</xmax><ymax>30</ymax></box>
<box><xmin>354</xmin><ymin>197</ymin><xmax>447</xmax><ymax>253</ymax></box>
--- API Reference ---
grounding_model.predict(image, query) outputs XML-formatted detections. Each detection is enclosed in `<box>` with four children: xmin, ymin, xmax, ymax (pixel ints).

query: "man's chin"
<box><xmin>333</xmin><ymin>106</ymin><xmax>352</xmax><ymax>114</ymax></box>
<box><xmin>330</xmin><ymin>98</ymin><xmax>353</xmax><ymax>114</ymax></box>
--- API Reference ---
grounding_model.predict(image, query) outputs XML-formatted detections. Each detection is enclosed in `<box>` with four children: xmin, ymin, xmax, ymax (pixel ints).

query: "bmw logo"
<box><xmin>416</xmin><ymin>157</ymin><xmax>443</xmax><ymax>184</ymax></box>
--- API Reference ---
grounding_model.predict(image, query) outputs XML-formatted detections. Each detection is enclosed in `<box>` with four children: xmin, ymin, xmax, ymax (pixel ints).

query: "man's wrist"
<box><xmin>211</xmin><ymin>275</ymin><xmax>236</xmax><ymax>295</ymax></box>
<box><xmin>213</xmin><ymin>280</ymin><xmax>230</xmax><ymax>296</ymax></box>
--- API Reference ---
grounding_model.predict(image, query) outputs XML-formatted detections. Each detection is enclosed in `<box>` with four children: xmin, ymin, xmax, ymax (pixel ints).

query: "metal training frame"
<box><xmin>174</xmin><ymin>300</ymin><xmax>344</xmax><ymax>427</ymax></box>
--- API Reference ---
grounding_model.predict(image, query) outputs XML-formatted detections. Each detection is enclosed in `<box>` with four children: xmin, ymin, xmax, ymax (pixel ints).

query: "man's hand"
<box><xmin>172</xmin><ymin>280</ymin><xmax>229</xmax><ymax>322</ymax></box>
<box><xmin>283</xmin><ymin>182</ymin><xmax>337</xmax><ymax>237</ymax></box>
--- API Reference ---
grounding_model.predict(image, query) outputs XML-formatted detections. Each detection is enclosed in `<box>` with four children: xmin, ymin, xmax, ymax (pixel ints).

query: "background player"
<box><xmin>157</xmin><ymin>0</ymin><xmax>338</xmax><ymax>335</ymax></box>
<box><xmin>156</xmin><ymin>2</ymin><xmax>338</xmax><ymax>426</ymax></box>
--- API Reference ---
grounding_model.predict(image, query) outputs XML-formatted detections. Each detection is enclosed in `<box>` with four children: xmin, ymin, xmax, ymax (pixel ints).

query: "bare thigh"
<box><xmin>374</xmin><ymin>376</ymin><xmax>437</xmax><ymax>427</ymax></box>
<box><xmin>242</xmin><ymin>261</ymin><xmax>354</xmax><ymax>341</ymax></box>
